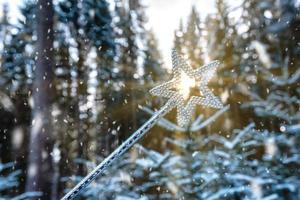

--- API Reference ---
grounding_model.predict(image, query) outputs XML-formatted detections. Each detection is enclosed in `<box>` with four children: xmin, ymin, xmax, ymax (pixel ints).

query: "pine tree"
<box><xmin>205</xmin><ymin>0</ymin><xmax>246</xmax><ymax>133</ymax></box>
<box><xmin>206</xmin><ymin>0</ymin><xmax>240</xmax><ymax>69</ymax></box>
<box><xmin>173</xmin><ymin>19</ymin><xmax>185</xmax><ymax>55</ymax></box>
<box><xmin>52</xmin><ymin>28</ymin><xmax>78</xmax><ymax>196</ymax></box>
<box><xmin>106</xmin><ymin>0</ymin><xmax>148</xmax><ymax>144</ymax></box>
<box><xmin>0</xmin><ymin>4</ymin><xmax>14</xmax><ymax>164</ymax></box>
<box><xmin>0</xmin><ymin>2</ymin><xmax>34</xmax><ymax>97</ymax></box>
<box><xmin>143</xmin><ymin>30</ymin><xmax>165</xmax><ymax>83</ymax></box>
<box><xmin>58</xmin><ymin>0</ymin><xmax>116</xmax><ymax>175</ymax></box>
<box><xmin>173</xmin><ymin>6</ymin><xmax>203</xmax><ymax>68</ymax></box>
<box><xmin>184</xmin><ymin>5</ymin><xmax>203</xmax><ymax>68</ymax></box>
<box><xmin>0</xmin><ymin>2</ymin><xmax>35</xmax><ymax>165</ymax></box>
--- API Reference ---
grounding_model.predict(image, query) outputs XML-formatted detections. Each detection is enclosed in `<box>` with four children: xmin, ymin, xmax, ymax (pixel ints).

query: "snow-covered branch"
<box><xmin>190</xmin><ymin>105</ymin><xmax>230</xmax><ymax>131</ymax></box>
<box><xmin>208</xmin><ymin>123</ymin><xmax>255</xmax><ymax>149</ymax></box>
<box><xmin>141</xmin><ymin>107</ymin><xmax>186</xmax><ymax>132</ymax></box>
<box><xmin>141</xmin><ymin>105</ymin><xmax>229</xmax><ymax>132</ymax></box>
<box><xmin>134</xmin><ymin>144</ymin><xmax>171</xmax><ymax>168</ymax></box>
<box><xmin>203</xmin><ymin>186</ymin><xmax>248</xmax><ymax>200</ymax></box>
<box><xmin>266</xmin><ymin>69</ymin><xmax>300</xmax><ymax>86</ymax></box>
<box><xmin>242</xmin><ymin>101</ymin><xmax>299</xmax><ymax>122</ymax></box>
<box><xmin>225</xmin><ymin>173</ymin><xmax>275</xmax><ymax>185</ymax></box>
<box><xmin>284</xmin><ymin>124</ymin><xmax>300</xmax><ymax>133</ymax></box>
<box><xmin>11</xmin><ymin>192</ymin><xmax>43</xmax><ymax>200</ymax></box>
<box><xmin>252</xmin><ymin>40</ymin><xmax>300</xmax><ymax>86</ymax></box>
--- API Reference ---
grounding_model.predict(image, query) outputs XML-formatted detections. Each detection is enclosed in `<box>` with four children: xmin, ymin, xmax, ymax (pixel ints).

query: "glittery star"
<box><xmin>150</xmin><ymin>49</ymin><xmax>223</xmax><ymax>127</ymax></box>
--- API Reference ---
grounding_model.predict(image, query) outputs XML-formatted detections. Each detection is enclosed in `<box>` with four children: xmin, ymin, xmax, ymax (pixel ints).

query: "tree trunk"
<box><xmin>75</xmin><ymin>42</ymin><xmax>87</xmax><ymax>176</ymax></box>
<box><xmin>26</xmin><ymin>0</ymin><xmax>55</xmax><ymax>199</ymax></box>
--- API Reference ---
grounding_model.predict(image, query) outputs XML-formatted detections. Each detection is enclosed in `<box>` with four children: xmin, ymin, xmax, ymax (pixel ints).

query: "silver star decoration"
<box><xmin>150</xmin><ymin>49</ymin><xmax>223</xmax><ymax>127</ymax></box>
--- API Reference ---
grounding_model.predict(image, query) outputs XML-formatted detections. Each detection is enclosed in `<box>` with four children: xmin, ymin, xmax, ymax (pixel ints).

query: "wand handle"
<box><xmin>61</xmin><ymin>103</ymin><xmax>172</xmax><ymax>200</ymax></box>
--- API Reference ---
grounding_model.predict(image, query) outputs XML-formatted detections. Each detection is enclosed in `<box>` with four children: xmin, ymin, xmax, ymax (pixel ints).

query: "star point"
<box><xmin>150</xmin><ymin>50</ymin><xmax>223</xmax><ymax>127</ymax></box>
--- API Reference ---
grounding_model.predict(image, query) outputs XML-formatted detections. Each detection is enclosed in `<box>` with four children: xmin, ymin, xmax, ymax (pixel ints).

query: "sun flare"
<box><xmin>177</xmin><ymin>71</ymin><xmax>196</xmax><ymax>100</ymax></box>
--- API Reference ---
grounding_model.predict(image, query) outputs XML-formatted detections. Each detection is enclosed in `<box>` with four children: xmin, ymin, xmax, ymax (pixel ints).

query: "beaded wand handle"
<box><xmin>61</xmin><ymin>103</ymin><xmax>173</xmax><ymax>200</ymax></box>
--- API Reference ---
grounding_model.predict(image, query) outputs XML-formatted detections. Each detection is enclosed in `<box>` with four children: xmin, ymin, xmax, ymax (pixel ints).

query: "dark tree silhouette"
<box><xmin>25</xmin><ymin>0</ymin><xmax>55</xmax><ymax>199</ymax></box>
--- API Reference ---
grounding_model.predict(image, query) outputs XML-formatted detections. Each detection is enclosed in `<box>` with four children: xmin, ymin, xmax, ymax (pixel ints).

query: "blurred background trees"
<box><xmin>0</xmin><ymin>0</ymin><xmax>299</xmax><ymax>199</ymax></box>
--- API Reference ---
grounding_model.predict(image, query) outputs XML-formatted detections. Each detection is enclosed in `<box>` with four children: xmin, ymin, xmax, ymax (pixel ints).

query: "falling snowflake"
<box><xmin>150</xmin><ymin>49</ymin><xmax>223</xmax><ymax>127</ymax></box>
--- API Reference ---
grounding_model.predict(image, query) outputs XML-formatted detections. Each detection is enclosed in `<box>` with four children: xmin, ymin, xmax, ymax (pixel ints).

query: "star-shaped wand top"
<box><xmin>150</xmin><ymin>49</ymin><xmax>223</xmax><ymax>127</ymax></box>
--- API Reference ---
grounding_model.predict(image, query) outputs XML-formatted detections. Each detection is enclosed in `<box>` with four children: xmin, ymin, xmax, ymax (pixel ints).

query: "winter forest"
<box><xmin>0</xmin><ymin>0</ymin><xmax>299</xmax><ymax>199</ymax></box>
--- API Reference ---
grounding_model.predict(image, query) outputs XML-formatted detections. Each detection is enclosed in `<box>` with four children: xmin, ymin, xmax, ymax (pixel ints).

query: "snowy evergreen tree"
<box><xmin>99</xmin><ymin>0</ymin><xmax>163</xmax><ymax>153</ymax></box>
<box><xmin>143</xmin><ymin>30</ymin><xmax>165</xmax><ymax>83</ymax></box>
<box><xmin>173</xmin><ymin>6</ymin><xmax>203</xmax><ymax>68</ymax></box>
<box><xmin>57</xmin><ymin>0</ymin><xmax>116</xmax><ymax>176</ymax></box>
<box><xmin>114</xmin><ymin>0</ymin><xmax>147</xmax><ymax>131</ymax></box>
<box><xmin>184</xmin><ymin>5</ymin><xmax>203</xmax><ymax>68</ymax></box>
<box><xmin>173</xmin><ymin>20</ymin><xmax>185</xmax><ymax>56</ymax></box>
<box><xmin>205</xmin><ymin>0</ymin><xmax>245</xmax><ymax>132</ymax></box>
<box><xmin>0</xmin><ymin>1</ymin><xmax>35</xmax><ymax>167</ymax></box>
<box><xmin>0</xmin><ymin>162</ymin><xmax>42</xmax><ymax>200</ymax></box>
